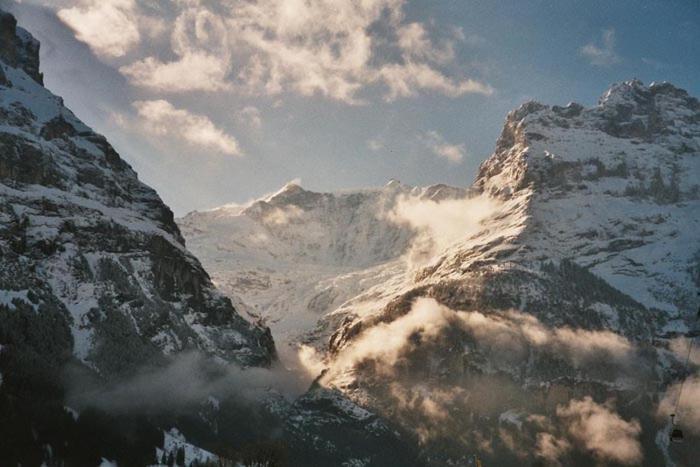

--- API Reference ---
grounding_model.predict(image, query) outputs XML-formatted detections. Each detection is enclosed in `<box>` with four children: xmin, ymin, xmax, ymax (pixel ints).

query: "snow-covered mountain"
<box><xmin>0</xmin><ymin>10</ymin><xmax>274</xmax><ymax>373</ymax></box>
<box><xmin>325</xmin><ymin>80</ymin><xmax>699</xmax><ymax>466</ymax></box>
<box><xmin>182</xmin><ymin>80</ymin><xmax>699</xmax><ymax>466</ymax></box>
<box><xmin>179</xmin><ymin>180</ymin><xmax>471</xmax><ymax>346</ymax></box>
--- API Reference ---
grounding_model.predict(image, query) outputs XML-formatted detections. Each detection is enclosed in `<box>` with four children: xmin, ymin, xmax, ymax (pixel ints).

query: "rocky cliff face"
<box><xmin>0</xmin><ymin>9</ymin><xmax>278</xmax><ymax>464</ymax></box>
<box><xmin>0</xmin><ymin>10</ymin><xmax>274</xmax><ymax>374</ymax></box>
<box><xmin>0</xmin><ymin>10</ymin><xmax>42</xmax><ymax>85</ymax></box>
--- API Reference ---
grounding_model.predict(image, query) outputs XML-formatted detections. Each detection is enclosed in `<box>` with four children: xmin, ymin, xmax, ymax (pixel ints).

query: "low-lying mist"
<box><xmin>64</xmin><ymin>347</ymin><xmax>315</xmax><ymax>415</ymax></box>
<box><xmin>323</xmin><ymin>297</ymin><xmax>644</xmax><ymax>382</ymax></box>
<box><xmin>317</xmin><ymin>297</ymin><xmax>671</xmax><ymax>465</ymax></box>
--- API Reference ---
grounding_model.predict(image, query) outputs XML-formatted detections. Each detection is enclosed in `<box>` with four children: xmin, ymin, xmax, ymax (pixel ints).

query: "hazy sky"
<box><xmin>3</xmin><ymin>0</ymin><xmax>699</xmax><ymax>215</ymax></box>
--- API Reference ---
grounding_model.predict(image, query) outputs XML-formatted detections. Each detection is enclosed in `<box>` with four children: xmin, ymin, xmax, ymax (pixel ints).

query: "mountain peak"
<box><xmin>385</xmin><ymin>178</ymin><xmax>402</xmax><ymax>188</ymax></box>
<box><xmin>262</xmin><ymin>180</ymin><xmax>310</xmax><ymax>205</ymax></box>
<box><xmin>477</xmin><ymin>79</ymin><xmax>699</xmax><ymax>200</ymax></box>
<box><xmin>0</xmin><ymin>9</ymin><xmax>43</xmax><ymax>85</ymax></box>
<box><xmin>597</xmin><ymin>79</ymin><xmax>698</xmax><ymax>115</ymax></box>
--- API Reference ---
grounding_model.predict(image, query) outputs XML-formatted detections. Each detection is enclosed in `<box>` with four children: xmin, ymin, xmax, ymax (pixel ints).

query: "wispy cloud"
<box><xmin>319</xmin><ymin>293</ymin><xmax>645</xmax><ymax>456</ymax></box>
<box><xmin>120</xmin><ymin>53</ymin><xmax>231</xmax><ymax>92</ymax></box>
<box><xmin>367</xmin><ymin>139</ymin><xmax>384</xmax><ymax>152</ymax></box>
<box><xmin>119</xmin><ymin>7</ymin><xmax>231</xmax><ymax>92</ymax></box>
<box><xmin>641</xmin><ymin>57</ymin><xmax>667</xmax><ymax>70</ymax></box>
<box><xmin>424</xmin><ymin>130</ymin><xmax>466</xmax><ymax>163</ymax></box>
<box><xmin>658</xmin><ymin>375</ymin><xmax>700</xmax><ymax>436</ymax></box>
<box><xmin>389</xmin><ymin>193</ymin><xmax>498</xmax><ymax>263</ymax></box>
<box><xmin>324</xmin><ymin>298</ymin><xmax>638</xmax><ymax>381</ymax></box>
<box><xmin>235</xmin><ymin>105</ymin><xmax>262</xmax><ymax>130</ymax></box>
<box><xmin>57</xmin><ymin>0</ymin><xmax>140</xmax><ymax>58</ymax></box>
<box><xmin>579</xmin><ymin>28</ymin><xmax>620</xmax><ymax>66</ymax></box>
<box><xmin>131</xmin><ymin>99</ymin><xmax>241</xmax><ymax>155</ymax></box>
<box><xmin>56</xmin><ymin>0</ymin><xmax>492</xmax><ymax>103</ymax></box>
<box><xmin>556</xmin><ymin>397</ymin><xmax>642</xmax><ymax>465</ymax></box>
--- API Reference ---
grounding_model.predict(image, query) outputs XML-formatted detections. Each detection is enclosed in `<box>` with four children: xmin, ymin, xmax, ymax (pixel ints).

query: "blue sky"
<box><xmin>3</xmin><ymin>0</ymin><xmax>699</xmax><ymax>215</ymax></box>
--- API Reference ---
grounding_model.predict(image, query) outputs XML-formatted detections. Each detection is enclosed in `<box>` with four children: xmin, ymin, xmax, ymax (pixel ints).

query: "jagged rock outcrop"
<box><xmin>0</xmin><ymin>10</ymin><xmax>42</xmax><ymax>84</ymax></box>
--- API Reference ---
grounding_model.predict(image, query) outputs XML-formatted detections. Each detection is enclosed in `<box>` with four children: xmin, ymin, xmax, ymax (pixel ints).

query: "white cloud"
<box><xmin>63</xmin><ymin>0</ymin><xmax>493</xmax><ymax>101</ymax></box>
<box><xmin>295</xmin><ymin>344</ymin><xmax>325</xmax><ymax>378</ymax></box>
<box><xmin>389</xmin><ymin>194</ymin><xmax>498</xmax><ymax>259</ymax></box>
<box><xmin>118</xmin><ymin>5</ymin><xmax>232</xmax><ymax>92</ymax></box>
<box><xmin>396</xmin><ymin>22</ymin><xmax>455</xmax><ymax>64</ymax></box>
<box><xmin>319</xmin><ymin>294</ymin><xmax>643</xmax><ymax>457</ymax></box>
<box><xmin>57</xmin><ymin>0</ymin><xmax>140</xmax><ymax>58</ymax></box>
<box><xmin>557</xmin><ymin>397</ymin><xmax>642</xmax><ymax>465</ymax></box>
<box><xmin>641</xmin><ymin>57</ymin><xmax>667</xmax><ymax>70</ymax></box>
<box><xmin>120</xmin><ymin>52</ymin><xmax>231</xmax><ymax>93</ymax></box>
<box><xmin>262</xmin><ymin>205</ymin><xmax>304</xmax><ymax>225</ymax></box>
<box><xmin>132</xmin><ymin>99</ymin><xmax>241</xmax><ymax>155</ymax></box>
<box><xmin>324</xmin><ymin>297</ymin><xmax>458</xmax><ymax>378</ymax></box>
<box><xmin>424</xmin><ymin>130</ymin><xmax>466</xmax><ymax>163</ymax></box>
<box><xmin>388</xmin><ymin>383</ymin><xmax>468</xmax><ymax>443</ymax></box>
<box><xmin>580</xmin><ymin>28</ymin><xmax>620</xmax><ymax>66</ymax></box>
<box><xmin>367</xmin><ymin>139</ymin><xmax>384</xmax><ymax>151</ymax></box>
<box><xmin>380</xmin><ymin>62</ymin><xmax>492</xmax><ymax>101</ymax></box>
<box><xmin>235</xmin><ymin>105</ymin><xmax>262</xmax><ymax>129</ymax></box>
<box><xmin>535</xmin><ymin>432</ymin><xmax>571</xmax><ymax>466</ymax></box>
<box><xmin>658</xmin><ymin>375</ymin><xmax>700</xmax><ymax>436</ymax></box>
<box><xmin>324</xmin><ymin>298</ymin><xmax>637</xmax><ymax>381</ymax></box>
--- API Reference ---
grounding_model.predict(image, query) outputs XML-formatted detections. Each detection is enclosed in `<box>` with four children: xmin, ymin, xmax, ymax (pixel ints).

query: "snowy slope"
<box><xmin>324</xmin><ymin>80</ymin><xmax>699</xmax><ymax>466</ymax></box>
<box><xmin>323</xmin><ymin>80</ymin><xmax>699</xmax><ymax>365</ymax></box>
<box><xmin>471</xmin><ymin>80</ymin><xmax>699</xmax><ymax>321</ymax></box>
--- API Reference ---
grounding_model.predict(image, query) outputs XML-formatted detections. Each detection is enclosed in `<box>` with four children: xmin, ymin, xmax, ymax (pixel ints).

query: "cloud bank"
<box><xmin>324</xmin><ymin>297</ymin><xmax>637</xmax><ymax>381</ymax></box>
<box><xmin>66</xmin><ymin>351</ymin><xmax>308</xmax><ymax>413</ymax></box>
<box><xmin>56</xmin><ymin>0</ymin><xmax>493</xmax><ymax>103</ymax></box>
<box><xmin>319</xmin><ymin>298</ymin><xmax>643</xmax><ymax>461</ymax></box>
